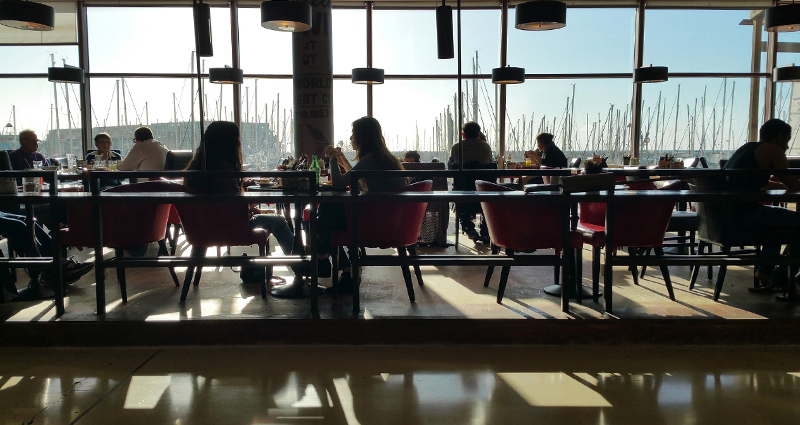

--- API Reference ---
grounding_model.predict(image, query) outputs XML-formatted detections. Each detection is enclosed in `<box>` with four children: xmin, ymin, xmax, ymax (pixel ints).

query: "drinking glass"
<box><xmin>108</xmin><ymin>160</ymin><xmax>118</xmax><ymax>171</ymax></box>
<box><xmin>32</xmin><ymin>160</ymin><xmax>43</xmax><ymax>170</ymax></box>
<box><xmin>66</xmin><ymin>154</ymin><xmax>76</xmax><ymax>171</ymax></box>
<box><xmin>525</xmin><ymin>157</ymin><xmax>532</xmax><ymax>167</ymax></box>
<box><xmin>95</xmin><ymin>159</ymin><xmax>108</xmax><ymax>170</ymax></box>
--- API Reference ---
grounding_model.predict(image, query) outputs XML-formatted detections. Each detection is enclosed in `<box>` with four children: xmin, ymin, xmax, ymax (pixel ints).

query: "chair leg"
<box><xmin>397</xmin><ymin>247</ymin><xmax>415</xmax><ymax>302</ymax></box>
<box><xmin>258</xmin><ymin>244</ymin><xmax>268</xmax><ymax>299</ymax></box>
<box><xmin>170</xmin><ymin>224</ymin><xmax>181</xmax><ymax>256</ymax></box>
<box><xmin>454</xmin><ymin>204</ymin><xmax>460</xmax><ymax>250</ymax></box>
<box><xmin>630</xmin><ymin>249</ymin><xmax>640</xmax><ymax>286</ymax></box>
<box><xmin>484</xmin><ymin>244</ymin><xmax>499</xmax><ymax>287</ymax></box>
<box><xmin>705</xmin><ymin>242</ymin><xmax>714</xmax><ymax>281</ymax></box>
<box><xmin>553</xmin><ymin>261</ymin><xmax>560</xmax><ymax>286</ymax></box>
<box><xmin>407</xmin><ymin>245</ymin><xmax>424</xmax><ymax>287</ymax></box>
<box><xmin>114</xmin><ymin>248</ymin><xmax>127</xmax><ymax>303</ymax></box>
<box><xmin>193</xmin><ymin>247</ymin><xmax>204</xmax><ymax>286</ymax></box>
<box><xmin>330</xmin><ymin>247</ymin><xmax>339</xmax><ymax>300</ymax></box>
<box><xmin>181</xmin><ymin>246</ymin><xmax>204</xmax><ymax>302</ymax></box>
<box><xmin>592</xmin><ymin>246</ymin><xmax>600</xmax><ymax>303</ymax></box>
<box><xmin>654</xmin><ymin>247</ymin><xmax>675</xmax><ymax>301</ymax></box>
<box><xmin>713</xmin><ymin>247</ymin><xmax>731</xmax><ymax>301</ymax></box>
<box><xmin>689</xmin><ymin>231</ymin><xmax>696</xmax><ymax>255</ymax></box>
<box><xmin>689</xmin><ymin>242</ymin><xmax>704</xmax><ymax>290</ymax></box>
<box><xmin>496</xmin><ymin>249</ymin><xmax>514</xmax><ymax>304</ymax></box>
<box><xmin>639</xmin><ymin>247</ymin><xmax>652</xmax><ymax>278</ymax></box>
<box><xmin>575</xmin><ymin>247</ymin><xmax>583</xmax><ymax>304</ymax></box>
<box><xmin>158</xmin><ymin>239</ymin><xmax>180</xmax><ymax>287</ymax></box>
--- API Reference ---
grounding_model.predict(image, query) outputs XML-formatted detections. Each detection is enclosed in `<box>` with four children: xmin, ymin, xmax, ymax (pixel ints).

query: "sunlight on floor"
<box><xmin>497</xmin><ymin>372</ymin><xmax>612</xmax><ymax>407</ymax></box>
<box><xmin>123</xmin><ymin>375</ymin><xmax>171</xmax><ymax>409</ymax></box>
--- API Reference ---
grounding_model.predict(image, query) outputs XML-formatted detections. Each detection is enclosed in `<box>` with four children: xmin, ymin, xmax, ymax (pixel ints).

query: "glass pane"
<box><xmin>461</xmin><ymin>77</ymin><xmax>499</xmax><ymax>150</ymax></box>
<box><xmin>505</xmin><ymin>79</ymin><xmax>633</xmax><ymax>162</ymax></box>
<box><xmin>0</xmin><ymin>78</ymin><xmax>82</xmax><ymax>158</ymax></box>
<box><xmin>333</xmin><ymin>80</ymin><xmax>366</xmax><ymax>149</ymax></box>
<box><xmin>643</xmin><ymin>9</ymin><xmax>767</xmax><ymax>73</ymax></box>
<box><xmin>239</xmin><ymin>7</ymin><xmax>293</xmax><ymax>75</ymax></box>
<box><xmin>0</xmin><ymin>46</ymin><xmax>79</xmax><ymax>74</ymax></box>
<box><xmin>90</xmin><ymin>77</ymin><xmax>201</xmax><ymax>155</ymax></box>
<box><xmin>461</xmin><ymin>9</ymin><xmax>500</xmax><ymax>76</ymax></box>
<box><xmin>640</xmin><ymin>78</ymin><xmax>762</xmax><ymax>167</ymax></box>
<box><xmin>773</xmin><ymin>80</ymin><xmax>800</xmax><ymax>156</ymax></box>
<box><xmin>373</xmin><ymin>79</ymin><xmax>461</xmax><ymax>160</ymax></box>
<box><xmin>333</xmin><ymin>9</ymin><xmax>367</xmax><ymax>75</ymax></box>
<box><xmin>508</xmin><ymin>8</ymin><xmax>635</xmax><ymax>74</ymax></box>
<box><xmin>239</xmin><ymin>78</ymin><xmax>292</xmax><ymax>169</ymax></box>
<box><xmin>373</xmin><ymin>10</ymin><xmax>457</xmax><ymax>75</ymax></box>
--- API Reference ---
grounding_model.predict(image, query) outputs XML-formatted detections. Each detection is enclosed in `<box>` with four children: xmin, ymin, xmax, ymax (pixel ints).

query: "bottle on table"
<box><xmin>309</xmin><ymin>155</ymin><xmax>320</xmax><ymax>186</ymax></box>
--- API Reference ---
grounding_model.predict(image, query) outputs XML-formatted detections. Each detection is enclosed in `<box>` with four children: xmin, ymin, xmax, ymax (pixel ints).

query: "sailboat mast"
<box><xmin>50</xmin><ymin>54</ymin><xmax>61</xmax><ymax>150</ymax></box>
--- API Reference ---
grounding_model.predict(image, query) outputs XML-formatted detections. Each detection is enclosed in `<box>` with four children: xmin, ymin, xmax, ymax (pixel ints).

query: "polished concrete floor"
<box><xmin>2</xmin><ymin>344</ymin><xmax>800</xmax><ymax>424</ymax></box>
<box><xmin>1</xmin><ymin>225</ymin><xmax>799</xmax><ymax>322</ymax></box>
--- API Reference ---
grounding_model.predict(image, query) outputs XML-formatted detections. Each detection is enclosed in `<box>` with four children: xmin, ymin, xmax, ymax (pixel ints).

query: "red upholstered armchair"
<box><xmin>329</xmin><ymin>180</ymin><xmax>432</xmax><ymax>307</ymax></box>
<box><xmin>174</xmin><ymin>191</ymin><xmax>270</xmax><ymax>301</ymax></box>
<box><xmin>60</xmin><ymin>181</ymin><xmax>184</xmax><ymax>303</ymax></box>
<box><xmin>577</xmin><ymin>181</ymin><xmax>677</xmax><ymax>307</ymax></box>
<box><xmin>477</xmin><ymin>180</ymin><xmax>582</xmax><ymax>305</ymax></box>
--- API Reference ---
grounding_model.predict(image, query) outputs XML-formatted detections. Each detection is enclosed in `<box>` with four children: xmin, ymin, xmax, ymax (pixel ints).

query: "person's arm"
<box><xmin>118</xmin><ymin>145</ymin><xmax>143</xmax><ymax>171</ymax></box>
<box><xmin>329</xmin><ymin>151</ymin><xmax>352</xmax><ymax>190</ymax></box>
<box><xmin>756</xmin><ymin>144</ymin><xmax>800</xmax><ymax>191</ymax></box>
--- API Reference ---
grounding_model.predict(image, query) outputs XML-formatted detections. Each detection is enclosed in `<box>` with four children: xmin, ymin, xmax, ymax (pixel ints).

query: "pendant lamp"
<box><xmin>194</xmin><ymin>1</ymin><xmax>213</xmax><ymax>57</ymax></box>
<box><xmin>209</xmin><ymin>66</ymin><xmax>244</xmax><ymax>84</ymax></box>
<box><xmin>515</xmin><ymin>0</ymin><xmax>566</xmax><ymax>31</ymax></box>
<box><xmin>634</xmin><ymin>65</ymin><xmax>668</xmax><ymax>83</ymax></box>
<box><xmin>774</xmin><ymin>65</ymin><xmax>800</xmax><ymax>82</ymax></box>
<box><xmin>260</xmin><ymin>0</ymin><xmax>312</xmax><ymax>32</ymax></box>
<box><xmin>48</xmin><ymin>65</ymin><xmax>84</xmax><ymax>84</ymax></box>
<box><xmin>0</xmin><ymin>0</ymin><xmax>54</xmax><ymax>31</ymax></box>
<box><xmin>351</xmin><ymin>67</ymin><xmax>384</xmax><ymax>84</ymax></box>
<box><xmin>765</xmin><ymin>2</ymin><xmax>800</xmax><ymax>32</ymax></box>
<box><xmin>435</xmin><ymin>1</ymin><xmax>454</xmax><ymax>59</ymax></box>
<box><xmin>491</xmin><ymin>66</ymin><xmax>525</xmax><ymax>84</ymax></box>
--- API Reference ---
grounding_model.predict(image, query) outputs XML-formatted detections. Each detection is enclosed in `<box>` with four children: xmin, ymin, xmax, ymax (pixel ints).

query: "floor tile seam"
<box><xmin>68</xmin><ymin>348</ymin><xmax>163</xmax><ymax>425</ymax></box>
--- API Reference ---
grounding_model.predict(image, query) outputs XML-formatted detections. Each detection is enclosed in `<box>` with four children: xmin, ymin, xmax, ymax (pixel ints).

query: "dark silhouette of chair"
<box><xmin>569</xmin><ymin>158</ymin><xmax>581</xmax><ymax>168</ymax></box>
<box><xmin>60</xmin><ymin>181</ymin><xmax>183</xmax><ymax>303</ymax></box>
<box><xmin>477</xmin><ymin>180</ymin><xmax>581</xmax><ymax>304</ymax></box>
<box><xmin>452</xmin><ymin>162</ymin><xmax>497</xmax><ymax>247</ymax></box>
<box><xmin>401</xmin><ymin>161</ymin><xmax>448</xmax><ymax>245</ymax></box>
<box><xmin>174</xmin><ymin>192</ymin><xmax>270</xmax><ymax>301</ymax></box>
<box><xmin>163</xmin><ymin>151</ymin><xmax>194</xmax><ymax>255</ymax></box>
<box><xmin>164</xmin><ymin>150</ymin><xmax>194</xmax><ymax>171</ymax></box>
<box><xmin>329</xmin><ymin>180</ymin><xmax>432</xmax><ymax>305</ymax></box>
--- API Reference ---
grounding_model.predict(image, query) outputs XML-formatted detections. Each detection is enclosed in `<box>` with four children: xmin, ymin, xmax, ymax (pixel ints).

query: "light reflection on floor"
<box><xmin>1</xmin><ymin>345</ymin><xmax>800</xmax><ymax>424</ymax></box>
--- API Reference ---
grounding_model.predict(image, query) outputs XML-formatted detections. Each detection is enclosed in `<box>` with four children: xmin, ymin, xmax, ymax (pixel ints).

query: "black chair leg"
<box><xmin>259</xmin><ymin>244</ymin><xmax>268</xmax><ymax>299</ymax></box>
<box><xmin>407</xmin><ymin>245</ymin><xmax>424</xmax><ymax>287</ymax></box>
<box><xmin>496</xmin><ymin>249</ymin><xmax>514</xmax><ymax>304</ymax></box>
<box><xmin>592</xmin><ymin>246</ymin><xmax>600</xmax><ymax>303</ymax></box>
<box><xmin>484</xmin><ymin>244</ymin><xmax>499</xmax><ymax>287</ymax></box>
<box><xmin>639</xmin><ymin>248</ymin><xmax>652</xmax><ymax>278</ymax></box>
<box><xmin>193</xmin><ymin>247</ymin><xmax>204</xmax><ymax>286</ymax></box>
<box><xmin>655</xmin><ymin>247</ymin><xmax>675</xmax><ymax>301</ymax></box>
<box><xmin>713</xmin><ymin>247</ymin><xmax>731</xmax><ymax>301</ymax></box>
<box><xmin>181</xmin><ymin>246</ymin><xmax>204</xmax><ymax>302</ymax></box>
<box><xmin>689</xmin><ymin>242</ymin><xmax>705</xmax><ymax>290</ymax></box>
<box><xmin>114</xmin><ymin>248</ymin><xmax>127</xmax><ymax>303</ymax></box>
<box><xmin>575</xmin><ymin>247</ymin><xmax>583</xmax><ymax>304</ymax></box>
<box><xmin>630</xmin><ymin>249</ymin><xmax>640</xmax><ymax>286</ymax></box>
<box><xmin>397</xmin><ymin>247</ymin><xmax>415</xmax><ymax>302</ymax></box>
<box><xmin>170</xmin><ymin>224</ymin><xmax>181</xmax><ymax>256</ymax></box>
<box><xmin>158</xmin><ymin>239</ymin><xmax>180</xmax><ymax>287</ymax></box>
<box><xmin>331</xmin><ymin>247</ymin><xmax>339</xmax><ymax>300</ymax></box>
<box><xmin>706</xmin><ymin>242</ymin><xmax>714</xmax><ymax>281</ymax></box>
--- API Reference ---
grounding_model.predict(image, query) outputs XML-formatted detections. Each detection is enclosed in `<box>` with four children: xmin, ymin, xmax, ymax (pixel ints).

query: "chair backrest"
<box><xmin>569</xmin><ymin>157</ymin><xmax>581</xmax><ymax>168</ymax></box>
<box><xmin>62</xmin><ymin>181</ymin><xmax>182</xmax><ymax>247</ymax></box>
<box><xmin>0</xmin><ymin>151</ymin><xmax>11</xmax><ymax>171</ymax></box>
<box><xmin>174</xmin><ymin>187</ymin><xmax>265</xmax><ymax>247</ymax></box>
<box><xmin>477</xmin><ymin>180</ymin><xmax>565</xmax><ymax>251</ymax></box>
<box><xmin>688</xmin><ymin>176</ymin><xmax>756</xmax><ymax>246</ymax></box>
<box><xmin>401</xmin><ymin>161</ymin><xmax>447</xmax><ymax>190</ymax></box>
<box><xmin>164</xmin><ymin>150</ymin><xmax>195</xmax><ymax>171</ymax></box>
<box><xmin>610</xmin><ymin>184</ymin><xmax>675</xmax><ymax>248</ymax></box>
<box><xmin>344</xmin><ymin>180</ymin><xmax>433</xmax><ymax>248</ymax></box>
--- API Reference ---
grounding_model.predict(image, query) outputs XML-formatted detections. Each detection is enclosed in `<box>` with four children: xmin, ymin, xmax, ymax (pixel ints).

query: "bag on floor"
<box><xmin>238</xmin><ymin>253</ymin><xmax>272</xmax><ymax>283</ymax></box>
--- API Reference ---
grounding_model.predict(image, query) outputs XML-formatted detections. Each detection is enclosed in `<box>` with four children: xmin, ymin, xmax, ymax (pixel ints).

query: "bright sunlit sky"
<box><xmin>3</xmin><ymin>5</ymin><xmax>800</xmax><ymax>157</ymax></box>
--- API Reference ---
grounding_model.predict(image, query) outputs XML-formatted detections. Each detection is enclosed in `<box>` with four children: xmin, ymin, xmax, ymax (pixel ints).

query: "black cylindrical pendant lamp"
<box><xmin>634</xmin><ymin>66</ymin><xmax>668</xmax><ymax>83</ymax></box>
<box><xmin>435</xmin><ymin>2</ymin><xmax>454</xmax><ymax>59</ymax></box>
<box><xmin>209</xmin><ymin>66</ymin><xmax>244</xmax><ymax>84</ymax></box>
<box><xmin>774</xmin><ymin>65</ymin><xmax>800</xmax><ymax>82</ymax></box>
<box><xmin>515</xmin><ymin>0</ymin><xmax>567</xmax><ymax>31</ymax></box>
<box><xmin>260</xmin><ymin>0</ymin><xmax>312</xmax><ymax>32</ymax></box>
<box><xmin>765</xmin><ymin>3</ymin><xmax>800</xmax><ymax>32</ymax></box>
<box><xmin>48</xmin><ymin>66</ymin><xmax>84</xmax><ymax>84</ymax></box>
<box><xmin>194</xmin><ymin>1</ymin><xmax>213</xmax><ymax>57</ymax></box>
<box><xmin>492</xmin><ymin>66</ymin><xmax>525</xmax><ymax>84</ymax></box>
<box><xmin>0</xmin><ymin>0</ymin><xmax>54</xmax><ymax>31</ymax></box>
<box><xmin>352</xmin><ymin>67</ymin><xmax>384</xmax><ymax>84</ymax></box>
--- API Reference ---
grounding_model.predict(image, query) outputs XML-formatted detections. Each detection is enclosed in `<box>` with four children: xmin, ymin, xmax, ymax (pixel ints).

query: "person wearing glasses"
<box><xmin>8</xmin><ymin>129</ymin><xmax>49</xmax><ymax>171</ymax></box>
<box><xmin>118</xmin><ymin>126</ymin><xmax>169</xmax><ymax>172</ymax></box>
<box><xmin>86</xmin><ymin>133</ymin><xmax>122</xmax><ymax>164</ymax></box>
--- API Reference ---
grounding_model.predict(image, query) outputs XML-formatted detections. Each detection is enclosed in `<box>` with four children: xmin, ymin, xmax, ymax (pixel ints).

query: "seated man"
<box><xmin>724</xmin><ymin>118</ymin><xmax>800</xmax><ymax>299</ymax></box>
<box><xmin>448</xmin><ymin>122</ymin><xmax>493</xmax><ymax>244</ymax></box>
<box><xmin>403</xmin><ymin>150</ymin><xmax>420</xmax><ymax>163</ymax></box>
<box><xmin>119</xmin><ymin>126</ymin><xmax>169</xmax><ymax>172</ymax></box>
<box><xmin>8</xmin><ymin>129</ymin><xmax>49</xmax><ymax>171</ymax></box>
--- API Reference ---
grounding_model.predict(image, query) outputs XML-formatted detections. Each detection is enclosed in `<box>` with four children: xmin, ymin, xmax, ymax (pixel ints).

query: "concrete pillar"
<box><xmin>293</xmin><ymin>0</ymin><xmax>333</xmax><ymax>157</ymax></box>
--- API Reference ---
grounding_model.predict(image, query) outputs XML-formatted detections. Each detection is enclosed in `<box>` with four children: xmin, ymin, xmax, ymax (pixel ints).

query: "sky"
<box><xmin>2</xmin><ymin>5</ymin><xmax>797</xmax><ymax>161</ymax></box>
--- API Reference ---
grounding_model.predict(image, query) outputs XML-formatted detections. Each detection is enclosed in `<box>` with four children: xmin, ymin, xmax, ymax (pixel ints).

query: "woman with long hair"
<box><xmin>183</xmin><ymin>121</ymin><xmax>295</xmax><ymax>258</ymax></box>
<box><xmin>315</xmin><ymin>116</ymin><xmax>408</xmax><ymax>294</ymax></box>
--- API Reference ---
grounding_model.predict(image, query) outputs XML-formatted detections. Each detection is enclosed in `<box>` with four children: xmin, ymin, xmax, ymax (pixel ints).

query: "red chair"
<box><xmin>477</xmin><ymin>180</ymin><xmax>582</xmax><ymax>304</ymax></box>
<box><xmin>165</xmin><ymin>205</ymin><xmax>182</xmax><ymax>255</ymax></box>
<box><xmin>60</xmin><ymin>181</ymin><xmax>183</xmax><ymax>303</ymax></box>
<box><xmin>329</xmin><ymin>180</ymin><xmax>432</xmax><ymax>306</ymax></box>
<box><xmin>577</xmin><ymin>181</ymin><xmax>677</xmax><ymax>307</ymax></box>
<box><xmin>174</xmin><ymin>189</ymin><xmax>270</xmax><ymax>301</ymax></box>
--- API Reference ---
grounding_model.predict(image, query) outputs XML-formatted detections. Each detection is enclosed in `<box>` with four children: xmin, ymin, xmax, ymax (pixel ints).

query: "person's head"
<box><xmin>536</xmin><ymin>132</ymin><xmax>555</xmax><ymax>152</ymax></box>
<box><xmin>350</xmin><ymin>116</ymin><xmax>402</xmax><ymax>167</ymax></box>
<box><xmin>18</xmin><ymin>129</ymin><xmax>38</xmax><ymax>154</ymax></box>
<box><xmin>133</xmin><ymin>126</ymin><xmax>154</xmax><ymax>143</ymax></box>
<box><xmin>462</xmin><ymin>122</ymin><xmax>481</xmax><ymax>139</ymax></box>
<box><xmin>431</xmin><ymin>157</ymin><xmax>440</xmax><ymax>163</ymax></box>
<box><xmin>185</xmin><ymin>121</ymin><xmax>242</xmax><ymax>171</ymax></box>
<box><xmin>403</xmin><ymin>150</ymin><xmax>420</xmax><ymax>163</ymax></box>
<box><xmin>94</xmin><ymin>133</ymin><xmax>112</xmax><ymax>154</ymax></box>
<box><xmin>759</xmin><ymin>119</ymin><xmax>792</xmax><ymax>150</ymax></box>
